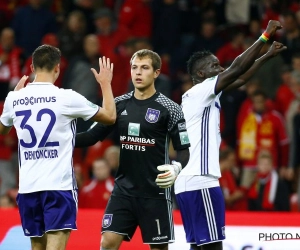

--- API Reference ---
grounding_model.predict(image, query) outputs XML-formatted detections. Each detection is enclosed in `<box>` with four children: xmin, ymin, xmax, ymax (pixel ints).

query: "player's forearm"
<box><xmin>229</xmin><ymin>39</ymin><xmax>266</xmax><ymax>77</ymax></box>
<box><xmin>226</xmin><ymin>53</ymin><xmax>271</xmax><ymax>90</ymax></box>
<box><xmin>100</xmin><ymin>85</ymin><xmax>116</xmax><ymax>124</ymax></box>
<box><xmin>175</xmin><ymin>148</ymin><xmax>190</xmax><ymax>169</ymax></box>
<box><xmin>75</xmin><ymin>132</ymin><xmax>99</xmax><ymax>147</ymax></box>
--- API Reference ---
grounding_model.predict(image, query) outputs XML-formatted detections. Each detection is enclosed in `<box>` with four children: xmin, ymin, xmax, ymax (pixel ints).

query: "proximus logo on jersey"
<box><xmin>120</xmin><ymin>135</ymin><xmax>155</xmax><ymax>151</ymax></box>
<box><xmin>13</xmin><ymin>96</ymin><xmax>56</xmax><ymax>108</ymax></box>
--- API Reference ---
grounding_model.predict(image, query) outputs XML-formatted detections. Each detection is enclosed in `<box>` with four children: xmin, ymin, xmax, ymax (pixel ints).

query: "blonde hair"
<box><xmin>130</xmin><ymin>49</ymin><xmax>161</xmax><ymax>70</ymax></box>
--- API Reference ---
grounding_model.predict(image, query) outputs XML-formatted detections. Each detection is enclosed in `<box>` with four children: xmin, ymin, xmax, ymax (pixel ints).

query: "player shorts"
<box><xmin>101</xmin><ymin>195</ymin><xmax>174</xmax><ymax>244</ymax></box>
<box><xmin>176</xmin><ymin>187</ymin><xmax>225</xmax><ymax>246</ymax></box>
<box><xmin>17</xmin><ymin>190</ymin><xmax>78</xmax><ymax>237</ymax></box>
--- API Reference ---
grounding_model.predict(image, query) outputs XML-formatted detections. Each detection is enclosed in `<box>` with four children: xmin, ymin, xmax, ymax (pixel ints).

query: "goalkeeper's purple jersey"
<box><xmin>84</xmin><ymin>92</ymin><xmax>190</xmax><ymax>200</ymax></box>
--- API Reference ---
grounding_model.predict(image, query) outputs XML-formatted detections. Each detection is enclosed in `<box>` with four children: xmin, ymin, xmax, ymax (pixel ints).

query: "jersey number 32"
<box><xmin>16</xmin><ymin>108</ymin><xmax>59</xmax><ymax>148</ymax></box>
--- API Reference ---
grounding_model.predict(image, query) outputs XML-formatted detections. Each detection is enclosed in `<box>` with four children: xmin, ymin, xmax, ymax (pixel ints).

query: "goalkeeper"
<box><xmin>75</xmin><ymin>49</ymin><xmax>190</xmax><ymax>250</ymax></box>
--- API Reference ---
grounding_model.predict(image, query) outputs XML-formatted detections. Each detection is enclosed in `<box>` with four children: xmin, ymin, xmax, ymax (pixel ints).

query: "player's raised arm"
<box><xmin>91</xmin><ymin>57</ymin><xmax>116</xmax><ymax>125</ymax></box>
<box><xmin>225</xmin><ymin>41</ymin><xmax>287</xmax><ymax>91</ymax></box>
<box><xmin>215</xmin><ymin>20</ymin><xmax>284</xmax><ymax>94</ymax></box>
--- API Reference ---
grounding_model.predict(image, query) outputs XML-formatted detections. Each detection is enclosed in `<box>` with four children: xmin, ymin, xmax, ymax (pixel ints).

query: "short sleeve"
<box><xmin>184</xmin><ymin>75</ymin><xmax>219</xmax><ymax>107</ymax></box>
<box><xmin>0</xmin><ymin>92</ymin><xmax>14</xmax><ymax>127</ymax></box>
<box><xmin>62</xmin><ymin>90</ymin><xmax>99</xmax><ymax>121</ymax></box>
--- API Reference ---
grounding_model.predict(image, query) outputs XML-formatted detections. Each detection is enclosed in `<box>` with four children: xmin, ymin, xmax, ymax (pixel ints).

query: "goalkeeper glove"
<box><xmin>155</xmin><ymin>161</ymin><xmax>182</xmax><ymax>188</ymax></box>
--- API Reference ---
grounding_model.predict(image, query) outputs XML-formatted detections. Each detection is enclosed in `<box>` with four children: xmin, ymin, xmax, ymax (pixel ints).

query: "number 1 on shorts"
<box><xmin>155</xmin><ymin>219</ymin><xmax>161</xmax><ymax>235</ymax></box>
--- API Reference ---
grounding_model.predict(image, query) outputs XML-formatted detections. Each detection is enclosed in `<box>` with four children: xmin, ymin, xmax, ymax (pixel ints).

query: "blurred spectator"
<box><xmin>286</xmin><ymin>71</ymin><xmax>300</xmax><ymax>140</ymax></box>
<box><xmin>118</xmin><ymin>0</ymin><xmax>152</xmax><ymax>39</ymax></box>
<box><xmin>65</xmin><ymin>0</ymin><xmax>96</xmax><ymax>34</ymax></box>
<box><xmin>11</xmin><ymin>0</ymin><xmax>57</xmax><ymax>57</ymax></box>
<box><xmin>57</xmin><ymin>10</ymin><xmax>87</xmax><ymax>60</ymax></box>
<box><xmin>62</xmin><ymin>34</ymin><xmax>102</xmax><ymax>132</ymax></box>
<box><xmin>220</xmin><ymin>87</ymin><xmax>247</xmax><ymax>149</ymax></box>
<box><xmin>0</xmin><ymin>102</ymin><xmax>18</xmax><ymax>196</ymax></box>
<box><xmin>279</xmin><ymin>11</ymin><xmax>300</xmax><ymax>64</ymax></box>
<box><xmin>0</xmin><ymin>194</ymin><xmax>15</xmax><ymax>208</ymax></box>
<box><xmin>0</xmin><ymin>0</ymin><xmax>27</xmax><ymax>30</ymax></box>
<box><xmin>171</xmin><ymin>73</ymin><xmax>193</xmax><ymax>104</ymax></box>
<box><xmin>225</xmin><ymin>0</ymin><xmax>251</xmax><ymax>24</ymax></box>
<box><xmin>250</xmin><ymin>43</ymin><xmax>285</xmax><ymax>99</ymax></box>
<box><xmin>63</xmin><ymin>34</ymin><xmax>100</xmax><ymax>105</ymax></box>
<box><xmin>291</xmin><ymin>52</ymin><xmax>300</xmax><ymax>73</ymax></box>
<box><xmin>83</xmin><ymin>139</ymin><xmax>114</xmax><ymax>179</ymax></box>
<box><xmin>247</xmin><ymin>19</ymin><xmax>263</xmax><ymax>40</ymax></box>
<box><xmin>94</xmin><ymin>8</ymin><xmax>130</xmax><ymax>59</ymax></box>
<box><xmin>237</xmin><ymin>90</ymin><xmax>289</xmax><ymax>189</ymax></box>
<box><xmin>152</xmin><ymin>0</ymin><xmax>181</xmax><ymax>57</ymax></box>
<box><xmin>216</xmin><ymin>30</ymin><xmax>245</xmax><ymax>67</ymax></box>
<box><xmin>22</xmin><ymin>33</ymin><xmax>68</xmax><ymax>87</ymax></box>
<box><xmin>103</xmin><ymin>145</ymin><xmax>120</xmax><ymax>177</ymax></box>
<box><xmin>0</xmin><ymin>28</ymin><xmax>23</xmax><ymax>100</ymax></box>
<box><xmin>219</xmin><ymin>147</ymin><xmax>248</xmax><ymax>211</ymax></box>
<box><xmin>274</xmin><ymin>64</ymin><xmax>294</xmax><ymax>117</ymax></box>
<box><xmin>78</xmin><ymin>158</ymin><xmax>114</xmax><ymax>209</ymax></box>
<box><xmin>190</xmin><ymin>19</ymin><xmax>224</xmax><ymax>55</ymax></box>
<box><xmin>236</xmin><ymin>80</ymin><xmax>276</xmax><ymax>133</ymax></box>
<box><xmin>248</xmin><ymin>150</ymin><xmax>290</xmax><ymax>211</ymax></box>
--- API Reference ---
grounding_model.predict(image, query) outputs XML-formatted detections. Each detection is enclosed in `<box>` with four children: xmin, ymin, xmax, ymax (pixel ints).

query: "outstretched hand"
<box><xmin>91</xmin><ymin>57</ymin><xmax>114</xmax><ymax>87</ymax></box>
<box><xmin>265</xmin><ymin>20</ymin><xmax>282</xmax><ymax>37</ymax></box>
<box><xmin>267</xmin><ymin>41</ymin><xmax>287</xmax><ymax>57</ymax></box>
<box><xmin>14</xmin><ymin>75</ymin><xmax>28</xmax><ymax>91</ymax></box>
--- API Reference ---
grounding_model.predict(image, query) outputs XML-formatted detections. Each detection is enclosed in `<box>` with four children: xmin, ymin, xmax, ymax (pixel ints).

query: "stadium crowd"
<box><xmin>0</xmin><ymin>0</ymin><xmax>300</xmax><ymax>212</ymax></box>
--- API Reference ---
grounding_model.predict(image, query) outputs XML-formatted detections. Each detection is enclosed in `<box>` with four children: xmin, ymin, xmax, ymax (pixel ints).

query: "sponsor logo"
<box><xmin>13</xmin><ymin>96</ymin><xmax>56</xmax><ymax>108</ymax></box>
<box><xmin>120</xmin><ymin>135</ymin><xmax>155</xmax><ymax>151</ymax></box>
<box><xmin>152</xmin><ymin>236</ymin><xmax>168</xmax><ymax>241</ymax></box>
<box><xmin>179</xmin><ymin>132</ymin><xmax>190</xmax><ymax>145</ymax></box>
<box><xmin>121</xmin><ymin>110</ymin><xmax>127</xmax><ymax>115</ymax></box>
<box><xmin>145</xmin><ymin>108</ymin><xmax>160</xmax><ymax>123</ymax></box>
<box><xmin>25</xmin><ymin>229</ymin><xmax>30</xmax><ymax>234</ymax></box>
<box><xmin>222</xmin><ymin>226</ymin><xmax>225</xmax><ymax>237</ymax></box>
<box><xmin>102</xmin><ymin>214</ymin><xmax>113</xmax><ymax>228</ymax></box>
<box><xmin>128</xmin><ymin>123</ymin><xmax>140</xmax><ymax>136</ymax></box>
<box><xmin>178</xmin><ymin>122</ymin><xmax>186</xmax><ymax>131</ymax></box>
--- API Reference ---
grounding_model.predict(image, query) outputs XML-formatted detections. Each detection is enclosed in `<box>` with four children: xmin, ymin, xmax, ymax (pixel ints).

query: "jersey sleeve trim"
<box><xmin>85</xmin><ymin>106</ymin><xmax>100</xmax><ymax>121</ymax></box>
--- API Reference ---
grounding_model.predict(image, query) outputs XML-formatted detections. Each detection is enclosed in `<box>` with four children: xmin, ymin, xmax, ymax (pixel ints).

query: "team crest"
<box><xmin>145</xmin><ymin>108</ymin><xmax>160</xmax><ymax>123</ymax></box>
<box><xmin>128</xmin><ymin>122</ymin><xmax>140</xmax><ymax>136</ymax></box>
<box><xmin>102</xmin><ymin>214</ymin><xmax>113</xmax><ymax>228</ymax></box>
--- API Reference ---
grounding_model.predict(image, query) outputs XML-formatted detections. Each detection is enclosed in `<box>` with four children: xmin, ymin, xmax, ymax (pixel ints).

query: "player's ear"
<box><xmin>30</xmin><ymin>64</ymin><xmax>34</xmax><ymax>73</ymax></box>
<box><xmin>54</xmin><ymin>64</ymin><xmax>60</xmax><ymax>73</ymax></box>
<box><xmin>154</xmin><ymin>69</ymin><xmax>160</xmax><ymax>79</ymax></box>
<box><xmin>197</xmin><ymin>70</ymin><xmax>205</xmax><ymax>78</ymax></box>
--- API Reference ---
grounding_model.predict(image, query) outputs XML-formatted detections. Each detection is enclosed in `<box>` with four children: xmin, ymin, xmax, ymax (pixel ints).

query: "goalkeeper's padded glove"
<box><xmin>155</xmin><ymin>161</ymin><xmax>182</xmax><ymax>188</ymax></box>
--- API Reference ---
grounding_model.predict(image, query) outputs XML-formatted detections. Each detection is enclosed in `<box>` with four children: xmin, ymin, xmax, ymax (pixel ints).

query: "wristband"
<box><xmin>260</xmin><ymin>32</ymin><xmax>269</xmax><ymax>43</ymax></box>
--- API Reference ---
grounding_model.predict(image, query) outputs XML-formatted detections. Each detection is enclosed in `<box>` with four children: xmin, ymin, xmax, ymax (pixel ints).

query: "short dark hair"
<box><xmin>130</xmin><ymin>49</ymin><xmax>161</xmax><ymax>70</ymax></box>
<box><xmin>32</xmin><ymin>45</ymin><xmax>61</xmax><ymax>71</ymax></box>
<box><xmin>187</xmin><ymin>50</ymin><xmax>212</xmax><ymax>77</ymax></box>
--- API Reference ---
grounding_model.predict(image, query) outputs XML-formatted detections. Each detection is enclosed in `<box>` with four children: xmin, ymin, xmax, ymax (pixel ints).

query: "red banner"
<box><xmin>1</xmin><ymin>209</ymin><xmax>300</xmax><ymax>249</ymax></box>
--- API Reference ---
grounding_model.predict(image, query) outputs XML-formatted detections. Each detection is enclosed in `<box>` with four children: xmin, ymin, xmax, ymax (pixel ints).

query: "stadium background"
<box><xmin>1</xmin><ymin>0</ymin><xmax>300</xmax><ymax>249</ymax></box>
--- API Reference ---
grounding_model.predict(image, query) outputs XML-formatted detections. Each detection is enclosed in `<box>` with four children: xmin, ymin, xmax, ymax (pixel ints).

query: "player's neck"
<box><xmin>134</xmin><ymin>86</ymin><xmax>156</xmax><ymax>100</ymax></box>
<box><xmin>33</xmin><ymin>73</ymin><xmax>55</xmax><ymax>84</ymax></box>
